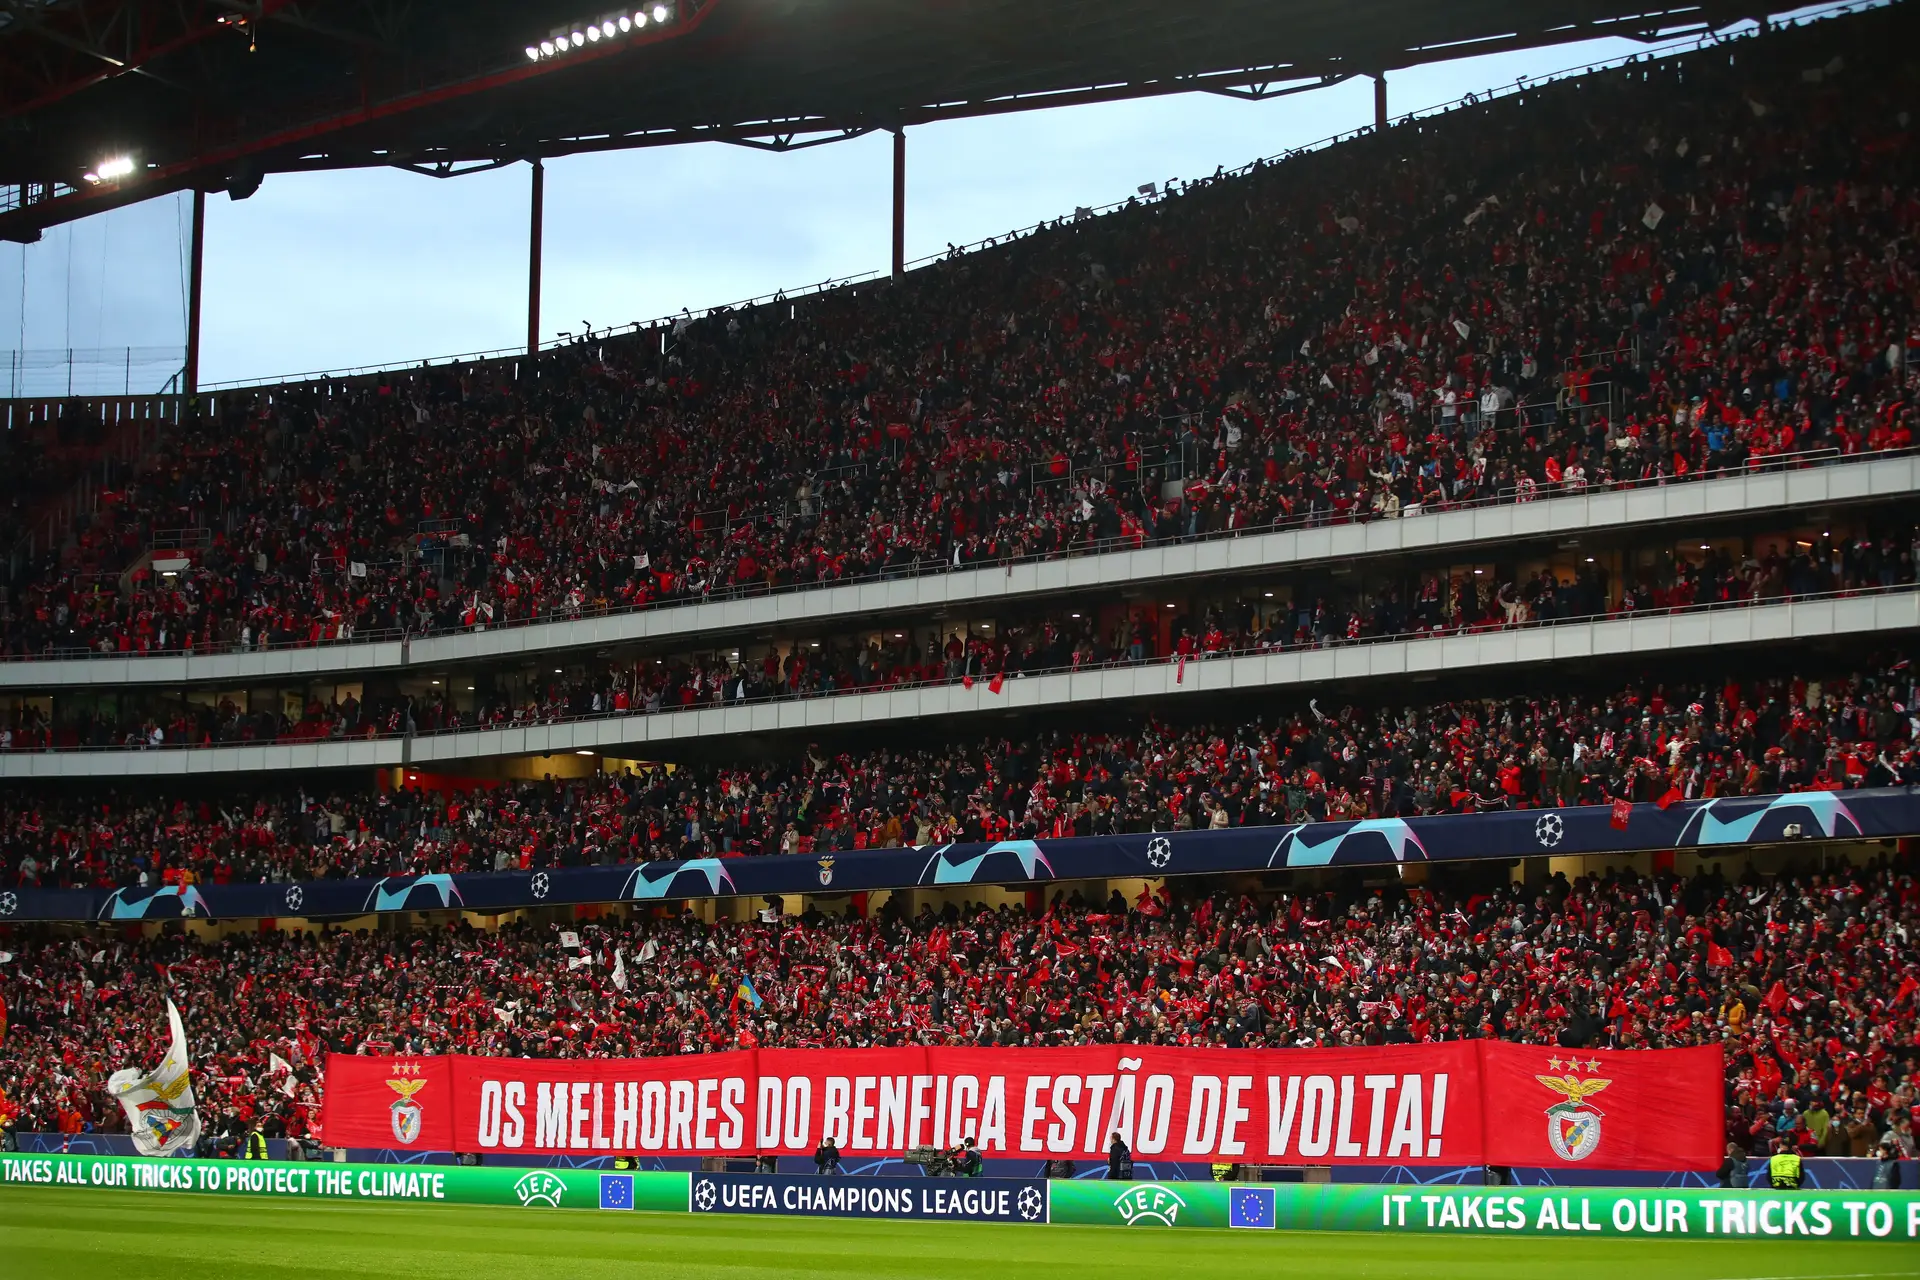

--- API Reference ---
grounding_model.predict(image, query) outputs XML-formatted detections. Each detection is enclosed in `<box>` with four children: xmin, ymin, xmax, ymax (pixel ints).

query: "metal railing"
<box><xmin>0</xmin><ymin>443</ymin><xmax>1902</xmax><ymax>664</ymax></box>
<box><xmin>7</xmin><ymin>579</ymin><xmax>1914</xmax><ymax>755</ymax></box>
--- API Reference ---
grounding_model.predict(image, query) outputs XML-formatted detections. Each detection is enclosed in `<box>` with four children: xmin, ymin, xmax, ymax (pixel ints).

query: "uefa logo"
<box><xmin>513</xmin><ymin>1171</ymin><xmax>567</xmax><ymax>1207</ymax></box>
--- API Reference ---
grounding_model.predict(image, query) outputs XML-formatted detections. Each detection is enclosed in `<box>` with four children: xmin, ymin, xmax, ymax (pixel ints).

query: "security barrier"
<box><xmin>3</xmin><ymin>1155</ymin><xmax>1916</xmax><ymax>1241</ymax></box>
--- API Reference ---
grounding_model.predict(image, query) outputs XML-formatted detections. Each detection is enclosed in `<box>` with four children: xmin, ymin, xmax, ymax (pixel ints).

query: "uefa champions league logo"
<box><xmin>530</xmin><ymin>872</ymin><xmax>551</xmax><ymax>900</ymax></box>
<box><xmin>1146</xmin><ymin>837</ymin><xmax>1172</xmax><ymax>870</ymax></box>
<box><xmin>1533</xmin><ymin>813</ymin><xmax>1564</xmax><ymax>848</ymax></box>
<box><xmin>1016</xmin><ymin>1186</ymin><xmax>1044</xmax><ymax>1220</ymax></box>
<box><xmin>0</xmin><ymin>891</ymin><xmax>16</xmax><ymax>917</ymax></box>
<box><xmin>693</xmin><ymin>1178</ymin><xmax>718</xmax><ymax>1210</ymax></box>
<box><xmin>283</xmin><ymin>886</ymin><xmax>304</xmax><ymax>913</ymax></box>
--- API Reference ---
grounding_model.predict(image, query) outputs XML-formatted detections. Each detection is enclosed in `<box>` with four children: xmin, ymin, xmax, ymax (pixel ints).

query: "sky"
<box><xmin>0</xmin><ymin>6</ymin><xmax>1852</xmax><ymax>392</ymax></box>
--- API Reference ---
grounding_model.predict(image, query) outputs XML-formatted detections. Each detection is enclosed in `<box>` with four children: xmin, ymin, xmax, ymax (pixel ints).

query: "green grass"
<box><xmin>2</xmin><ymin>1186</ymin><xmax>1917</xmax><ymax>1280</ymax></box>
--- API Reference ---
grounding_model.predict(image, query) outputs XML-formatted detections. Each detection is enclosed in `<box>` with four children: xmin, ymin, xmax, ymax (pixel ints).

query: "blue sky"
<box><xmin>0</xmin><ymin>10</ymin><xmax>1840</xmax><ymax>390</ymax></box>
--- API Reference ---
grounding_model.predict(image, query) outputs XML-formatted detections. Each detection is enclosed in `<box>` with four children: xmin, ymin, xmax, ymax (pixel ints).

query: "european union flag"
<box><xmin>1229</xmin><ymin>1186</ymin><xmax>1275</xmax><ymax>1229</ymax></box>
<box><xmin>599</xmin><ymin>1173</ymin><xmax>635</xmax><ymax>1210</ymax></box>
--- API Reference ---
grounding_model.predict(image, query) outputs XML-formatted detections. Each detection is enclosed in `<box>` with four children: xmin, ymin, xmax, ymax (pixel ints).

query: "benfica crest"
<box><xmin>1536</xmin><ymin>1062</ymin><xmax>1610</xmax><ymax>1162</ymax></box>
<box><xmin>135</xmin><ymin>1097</ymin><xmax>193</xmax><ymax>1147</ymax></box>
<box><xmin>817</xmin><ymin>857</ymin><xmax>835</xmax><ymax>887</ymax></box>
<box><xmin>387</xmin><ymin>1065</ymin><xmax>428</xmax><ymax>1145</ymax></box>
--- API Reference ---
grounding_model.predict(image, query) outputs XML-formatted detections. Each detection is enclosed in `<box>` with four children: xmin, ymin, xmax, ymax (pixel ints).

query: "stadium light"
<box><xmin>531</xmin><ymin>8</ymin><xmax>673</xmax><ymax>60</ymax></box>
<box><xmin>84</xmin><ymin>155</ymin><xmax>136</xmax><ymax>183</ymax></box>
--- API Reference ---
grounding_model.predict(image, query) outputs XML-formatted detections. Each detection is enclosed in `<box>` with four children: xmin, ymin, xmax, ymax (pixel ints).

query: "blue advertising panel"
<box><xmin>688</xmin><ymin>1173</ymin><xmax>1049</xmax><ymax>1223</ymax></box>
<box><xmin>3</xmin><ymin>787</ymin><xmax>1913</xmax><ymax>921</ymax></box>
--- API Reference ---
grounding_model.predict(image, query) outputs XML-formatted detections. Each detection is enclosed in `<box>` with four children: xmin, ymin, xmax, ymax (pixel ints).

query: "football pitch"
<box><xmin>2</xmin><ymin>1186</ymin><xmax>1916</xmax><ymax>1280</ymax></box>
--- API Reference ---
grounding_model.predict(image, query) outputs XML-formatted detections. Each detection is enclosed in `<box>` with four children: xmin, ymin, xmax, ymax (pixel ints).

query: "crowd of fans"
<box><xmin>1</xmin><ymin>854</ymin><xmax>1914</xmax><ymax>1167</ymax></box>
<box><xmin>9</xmin><ymin>516</ymin><xmax>1917</xmax><ymax>752</ymax></box>
<box><xmin>1</xmin><ymin>11</ymin><xmax>1915</xmax><ymax>659</ymax></box>
<box><xmin>2</xmin><ymin>651</ymin><xmax>1914</xmax><ymax>891</ymax></box>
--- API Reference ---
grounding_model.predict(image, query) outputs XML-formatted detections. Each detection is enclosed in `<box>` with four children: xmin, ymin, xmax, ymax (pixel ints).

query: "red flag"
<box><xmin>1610</xmin><ymin>798</ymin><xmax>1632</xmax><ymax>830</ymax></box>
<box><xmin>988</xmin><ymin>672</ymin><xmax>1004</xmax><ymax>695</ymax></box>
<box><xmin>961</xmin><ymin>675</ymin><xmax>974</xmax><ymax>690</ymax></box>
<box><xmin>1707</xmin><ymin>942</ymin><xmax>1733</xmax><ymax>969</ymax></box>
<box><xmin>1763</xmin><ymin>981</ymin><xmax>1790</xmax><ymax>1013</ymax></box>
<box><xmin>1896</xmin><ymin>975</ymin><xmax>1919</xmax><ymax>1006</ymax></box>
<box><xmin>1176</xmin><ymin>655</ymin><xmax>1188</xmax><ymax>684</ymax></box>
<box><xmin>1656</xmin><ymin>786</ymin><xmax>1683</xmax><ymax>809</ymax></box>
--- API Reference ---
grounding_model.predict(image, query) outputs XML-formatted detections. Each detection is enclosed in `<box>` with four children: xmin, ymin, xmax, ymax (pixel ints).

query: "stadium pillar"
<box><xmin>1374</xmin><ymin>74</ymin><xmax>1387</xmax><ymax>132</ymax></box>
<box><xmin>527</xmin><ymin>159</ymin><xmax>545</xmax><ymax>358</ymax></box>
<box><xmin>891</xmin><ymin>127</ymin><xmax>905</xmax><ymax>282</ymax></box>
<box><xmin>184</xmin><ymin>188</ymin><xmax>205</xmax><ymax>397</ymax></box>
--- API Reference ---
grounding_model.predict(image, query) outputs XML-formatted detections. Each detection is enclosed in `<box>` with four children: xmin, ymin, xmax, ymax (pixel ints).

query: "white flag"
<box><xmin>559</xmin><ymin>930</ymin><xmax>580</xmax><ymax>949</ymax></box>
<box><xmin>349</xmin><ymin>561</ymin><xmax>368</xmax><ymax>578</ymax></box>
<box><xmin>269</xmin><ymin>1052</ymin><xmax>296</xmax><ymax>1097</ymax></box>
<box><xmin>638</xmin><ymin>938</ymin><xmax>659</xmax><ymax>963</ymax></box>
<box><xmin>107</xmin><ymin>999</ymin><xmax>201</xmax><ymax>1157</ymax></box>
<box><xmin>567</xmin><ymin>955</ymin><xmax>590</xmax><ymax>971</ymax></box>
<box><xmin>612</xmin><ymin>949</ymin><xmax>629</xmax><ymax>993</ymax></box>
<box><xmin>1642</xmin><ymin>202</ymin><xmax>1665</xmax><ymax>231</ymax></box>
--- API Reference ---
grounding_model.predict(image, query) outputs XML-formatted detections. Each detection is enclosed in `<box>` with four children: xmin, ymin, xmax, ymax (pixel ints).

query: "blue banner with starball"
<box><xmin>689</xmin><ymin>1172</ymin><xmax>1049</xmax><ymax>1223</ymax></box>
<box><xmin>1</xmin><ymin>787</ymin><xmax>1913</xmax><ymax>921</ymax></box>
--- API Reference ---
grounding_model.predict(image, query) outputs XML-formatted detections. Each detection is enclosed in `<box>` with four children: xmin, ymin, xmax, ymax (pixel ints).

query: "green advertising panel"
<box><xmin>6</xmin><ymin>1154</ymin><xmax>1917</xmax><ymax>1244</ymax></box>
<box><xmin>0</xmin><ymin>1154</ymin><xmax>686</xmax><ymax>1213</ymax></box>
<box><xmin>1051</xmin><ymin>1180</ymin><xmax>1920</xmax><ymax>1242</ymax></box>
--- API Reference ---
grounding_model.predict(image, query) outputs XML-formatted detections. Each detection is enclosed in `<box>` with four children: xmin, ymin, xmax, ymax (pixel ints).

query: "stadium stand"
<box><xmin>1</xmin><ymin>854</ymin><xmax>1915</xmax><ymax>1164</ymax></box>
<box><xmin>2</xmin><ymin>649</ymin><xmax>1917</xmax><ymax>887</ymax></box>
<box><xmin>5</xmin><ymin>514</ymin><xmax>1916</xmax><ymax>752</ymax></box>
<box><xmin>1</xmin><ymin>3</ymin><xmax>1918</xmax><ymax>1187</ymax></box>
<box><xmin>0</xmin><ymin>11</ymin><xmax>1914</xmax><ymax>661</ymax></box>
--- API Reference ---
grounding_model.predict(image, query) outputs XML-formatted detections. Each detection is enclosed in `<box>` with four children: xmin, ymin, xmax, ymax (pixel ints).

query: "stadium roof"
<box><xmin>0</xmin><ymin>0</ymin><xmax>1749</xmax><ymax>242</ymax></box>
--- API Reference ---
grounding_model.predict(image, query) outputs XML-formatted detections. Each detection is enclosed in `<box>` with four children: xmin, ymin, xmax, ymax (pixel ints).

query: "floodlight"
<box><xmin>572</xmin><ymin>29</ymin><xmax>586</xmax><ymax>44</ymax></box>
<box><xmin>541</xmin><ymin>39</ymin><xmax>555</xmax><ymax>54</ymax></box>
<box><xmin>652</xmin><ymin>3</ymin><xmax>670</xmax><ymax>21</ymax></box>
<box><xmin>586</xmin><ymin>25</ymin><xmax>600</xmax><ymax>40</ymax></box>
<box><xmin>618</xmin><ymin>14</ymin><xmax>632</xmax><ymax>31</ymax></box>
<box><xmin>526</xmin><ymin>45</ymin><xmax>540</xmax><ymax>60</ymax></box>
<box><xmin>93</xmin><ymin>155</ymin><xmax>135</xmax><ymax>181</ymax></box>
<box><xmin>554</xmin><ymin>34</ymin><xmax>569</xmax><ymax>49</ymax></box>
<box><xmin>633</xmin><ymin>10</ymin><xmax>648</xmax><ymax>26</ymax></box>
<box><xmin>601</xmin><ymin>20</ymin><xmax>616</xmax><ymax>36</ymax></box>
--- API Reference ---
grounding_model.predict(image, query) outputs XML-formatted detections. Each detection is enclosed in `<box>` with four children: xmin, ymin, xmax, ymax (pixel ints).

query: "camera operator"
<box><xmin>814</xmin><ymin>1135</ymin><xmax>843</xmax><ymax>1175</ymax></box>
<box><xmin>947</xmin><ymin>1136</ymin><xmax>982</xmax><ymax>1179</ymax></box>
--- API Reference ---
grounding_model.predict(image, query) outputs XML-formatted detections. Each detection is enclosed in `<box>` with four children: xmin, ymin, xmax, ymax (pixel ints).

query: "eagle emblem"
<box><xmin>1536</xmin><ymin>1070</ymin><xmax>1610</xmax><ymax>1162</ymax></box>
<box><xmin>387</xmin><ymin>1074</ymin><xmax>428</xmax><ymax>1145</ymax></box>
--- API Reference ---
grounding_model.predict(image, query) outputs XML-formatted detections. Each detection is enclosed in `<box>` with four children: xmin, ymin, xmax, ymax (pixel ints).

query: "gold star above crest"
<box><xmin>1585</xmin><ymin>1058</ymin><xmax>1601</xmax><ymax>1072</ymax></box>
<box><xmin>1548</xmin><ymin>1056</ymin><xmax>1564</xmax><ymax>1071</ymax></box>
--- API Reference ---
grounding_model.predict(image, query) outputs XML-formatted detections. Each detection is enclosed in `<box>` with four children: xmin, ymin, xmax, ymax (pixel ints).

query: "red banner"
<box><xmin>1480</xmin><ymin>1042</ymin><xmax>1724</xmax><ymax>1170</ymax></box>
<box><xmin>319</xmin><ymin>1042</ymin><xmax>1720</xmax><ymax>1170</ymax></box>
